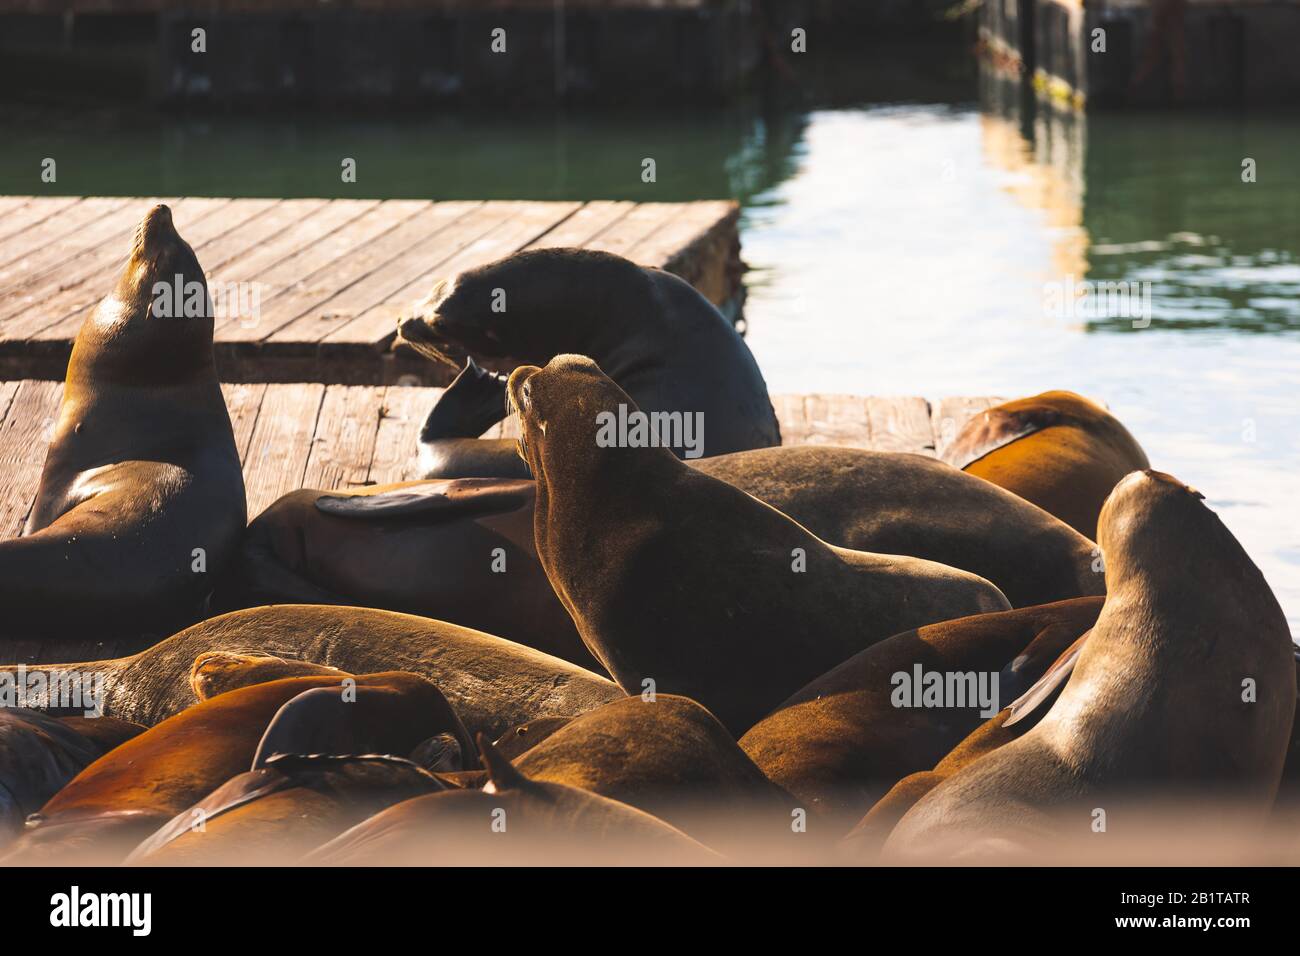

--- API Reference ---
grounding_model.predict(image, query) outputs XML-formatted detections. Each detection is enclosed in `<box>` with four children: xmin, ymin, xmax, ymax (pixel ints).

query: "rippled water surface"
<box><xmin>2</xmin><ymin>84</ymin><xmax>1298</xmax><ymax>630</ymax></box>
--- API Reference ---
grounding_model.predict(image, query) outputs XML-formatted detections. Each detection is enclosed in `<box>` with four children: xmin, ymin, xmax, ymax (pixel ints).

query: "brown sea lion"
<box><xmin>0</xmin><ymin>710</ymin><xmax>145</xmax><ymax>844</ymax></box>
<box><xmin>509</xmin><ymin>355</ymin><xmax>1010</xmax><ymax>735</ymax></box>
<box><xmin>125</xmin><ymin>754</ymin><xmax>446</xmax><ymax>865</ymax></box>
<box><xmin>3</xmin><ymin>671</ymin><xmax>464</xmax><ymax>864</ymax></box>
<box><xmin>0</xmin><ymin>205</ymin><xmax>246</xmax><ymax>643</ymax></box>
<box><xmin>491</xmin><ymin>716</ymin><xmax>575</xmax><ymax>760</ymax></box>
<box><xmin>305</xmin><ymin>735</ymin><xmax>719</xmax><ymax>865</ymax></box>
<box><xmin>398</xmin><ymin>247</ymin><xmax>780</xmax><ymax>480</ymax></box>
<box><xmin>513</xmin><ymin>695</ymin><xmax>801</xmax><ymax>858</ymax></box>
<box><xmin>885</xmin><ymin>470</ymin><xmax>1296</xmax><ymax>861</ymax></box>
<box><xmin>4</xmin><ymin>605</ymin><xmax>624</xmax><ymax>735</ymax></box>
<box><xmin>215</xmin><ymin>479</ymin><xmax>597</xmax><ymax>669</ymax></box>
<box><xmin>941</xmin><ymin>390</ymin><xmax>1149</xmax><ymax>539</ymax></box>
<box><xmin>844</xmin><ymin>707</ymin><xmax>1037</xmax><ymax>858</ymax></box>
<box><xmin>737</xmin><ymin>598</ymin><xmax>1103</xmax><ymax>825</ymax></box>
<box><xmin>188</xmin><ymin>651</ymin><xmax>345</xmax><ymax>702</ymax></box>
<box><xmin>216</xmin><ymin>445</ymin><xmax>1102</xmax><ymax>656</ymax></box>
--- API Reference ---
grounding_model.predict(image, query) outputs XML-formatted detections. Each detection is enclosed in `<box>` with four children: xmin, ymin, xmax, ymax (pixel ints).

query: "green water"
<box><xmin>1</xmin><ymin>80</ymin><xmax>1298</xmax><ymax>632</ymax></box>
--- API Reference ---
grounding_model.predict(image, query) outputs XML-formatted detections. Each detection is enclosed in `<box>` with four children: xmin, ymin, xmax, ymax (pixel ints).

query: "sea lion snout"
<box><xmin>132</xmin><ymin>204</ymin><xmax>180</xmax><ymax>259</ymax></box>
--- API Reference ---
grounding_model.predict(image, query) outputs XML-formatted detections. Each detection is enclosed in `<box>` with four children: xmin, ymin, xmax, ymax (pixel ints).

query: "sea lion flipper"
<box><xmin>252</xmin><ymin>687</ymin><xmax>363</xmax><ymax>769</ymax></box>
<box><xmin>420</xmin><ymin>357</ymin><xmax>510</xmax><ymax>441</ymax></box>
<box><xmin>123</xmin><ymin>770</ymin><xmax>290</xmax><ymax>864</ymax></box>
<box><xmin>478</xmin><ymin>734</ymin><xmax>531</xmax><ymax>793</ymax></box>
<box><xmin>315</xmin><ymin>480</ymin><xmax>534</xmax><ymax>525</ymax></box>
<box><xmin>942</xmin><ymin>407</ymin><xmax>1064</xmax><ymax>470</ymax></box>
<box><xmin>1003</xmin><ymin>631</ymin><xmax>1090</xmax><ymax>728</ymax></box>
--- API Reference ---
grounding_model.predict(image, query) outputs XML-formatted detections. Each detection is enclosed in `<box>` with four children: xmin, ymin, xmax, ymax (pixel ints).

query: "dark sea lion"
<box><xmin>216</xmin><ymin>479</ymin><xmax>597</xmax><ymax>669</ymax></box>
<box><xmin>0</xmin><ymin>710</ymin><xmax>145</xmax><ymax>844</ymax></box>
<box><xmin>885</xmin><ymin>470</ymin><xmax>1295</xmax><ymax>861</ymax></box>
<box><xmin>513</xmin><ymin>695</ymin><xmax>801</xmax><ymax>858</ymax></box>
<box><xmin>305</xmin><ymin>735</ymin><xmax>719</xmax><ymax>865</ymax></box>
<box><xmin>398</xmin><ymin>247</ymin><xmax>780</xmax><ymax>479</ymax></box>
<box><xmin>125</xmin><ymin>754</ymin><xmax>446</xmax><ymax>865</ymax></box>
<box><xmin>0</xmin><ymin>205</ymin><xmax>246</xmax><ymax>642</ymax></box>
<box><xmin>941</xmin><ymin>390</ymin><xmax>1149</xmax><ymax>539</ymax></box>
<box><xmin>737</xmin><ymin>598</ymin><xmax>1102</xmax><ymax>825</ymax></box>
<box><xmin>3</xmin><ymin>671</ymin><xmax>459</xmax><ymax>864</ymax></box>
<box><xmin>4</xmin><ymin>605</ymin><xmax>624</xmax><ymax>734</ymax></box>
<box><xmin>219</xmin><ymin>446</ymin><xmax>1101</xmax><ymax>654</ymax></box>
<box><xmin>510</xmin><ymin>355</ymin><xmax>1009</xmax><ymax>735</ymax></box>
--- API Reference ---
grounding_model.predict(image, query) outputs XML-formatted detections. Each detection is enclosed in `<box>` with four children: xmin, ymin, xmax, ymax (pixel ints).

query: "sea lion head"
<box><xmin>398</xmin><ymin>248</ymin><xmax>651</xmax><ymax>374</ymax></box>
<box><xmin>71</xmin><ymin>204</ymin><xmax>215</xmax><ymax>385</ymax></box>
<box><xmin>1097</xmin><ymin>469</ymin><xmax>1206</xmax><ymax>576</ymax></box>
<box><xmin>506</xmin><ymin>354</ymin><xmax>673</xmax><ymax>488</ymax></box>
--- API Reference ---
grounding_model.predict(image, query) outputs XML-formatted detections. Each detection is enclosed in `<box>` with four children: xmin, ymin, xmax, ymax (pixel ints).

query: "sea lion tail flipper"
<box><xmin>420</xmin><ymin>357</ymin><xmax>509</xmax><ymax>441</ymax></box>
<box><xmin>1003</xmin><ymin>631</ymin><xmax>1090</xmax><ymax>728</ymax></box>
<box><xmin>315</xmin><ymin>479</ymin><xmax>533</xmax><ymax>525</ymax></box>
<box><xmin>941</xmin><ymin>406</ymin><xmax>1063</xmax><ymax>469</ymax></box>
<box><xmin>478</xmin><ymin>734</ymin><xmax>533</xmax><ymax>794</ymax></box>
<box><xmin>252</xmin><ymin>687</ymin><xmax>368</xmax><ymax>769</ymax></box>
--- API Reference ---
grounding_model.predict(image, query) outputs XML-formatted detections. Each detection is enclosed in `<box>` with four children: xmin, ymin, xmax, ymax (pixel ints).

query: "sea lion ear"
<box><xmin>1003</xmin><ymin>630</ymin><xmax>1090</xmax><ymax>728</ymax></box>
<box><xmin>478</xmin><ymin>733</ymin><xmax>531</xmax><ymax>793</ymax></box>
<box><xmin>314</xmin><ymin>480</ymin><xmax>533</xmax><ymax>525</ymax></box>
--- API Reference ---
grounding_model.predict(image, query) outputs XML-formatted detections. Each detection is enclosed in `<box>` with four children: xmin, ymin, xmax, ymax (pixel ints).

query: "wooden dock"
<box><xmin>0</xmin><ymin>196</ymin><xmax>742</xmax><ymax>384</ymax></box>
<box><xmin>0</xmin><ymin>380</ymin><xmax>1002</xmax><ymax>531</ymax></box>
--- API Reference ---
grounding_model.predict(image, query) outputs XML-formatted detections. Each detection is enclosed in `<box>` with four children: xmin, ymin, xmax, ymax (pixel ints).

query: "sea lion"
<box><xmin>510</xmin><ymin>355</ymin><xmax>1010</xmax><ymax>735</ymax></box>
<box><xmin>125</xmin><ymin>754</ymin><xmax>447</xmax><ymax>865</ymax></box>
<box><xmin>188</xmin><ymin>651</ymin><xmax>346</xmax><ymax>702</ymax></box>
<box><xmin>884</xmin><ymin>470</ymin><xmax>1296</xmax><ymax>861</ymax></box>
<box><xmin>843</xmin><ymin>707</ymin><xmax>1037</xmax><ymax>858</ymax></box>
<box><xmin>398</xmin><ymin>247</ymin><xmax>780</xmax><ymax>479</ymax></box>
<box><xmin>3</xmin><ymin>671</ymin><xmax>464</xmax><ymax>864</ymax></box>
<box><xmin>491</xmin><ymin>716</ymin><xmax>575</xmax><ymax>760</ymax></box>
<box><xmin>941</xmin><ymin>390</ymin><xmax>1149</xmax><ymax>539</ymax></box>
<box><xmin>0</xmin><ymin>205</ymin><xmax>246</xmax><ymax>642</ymax></box>
<box><xmin>513</xmin><ymin>695</ymin><xmax>801</xmax><ymax>858</ymax></box>
<box><xmin>215</xmin><ymin>478</ymin><xmax>597</xmax><ymax>669</ymax></box>
<box><xmin>218</xmin><ymin>446</ymin><xmax>1102</xmax><ymax>653</ymax></box>
<box><xmin>737</xmin><ymin>598</ymin><xmax>1103</xmax><ymax>824</ymax></box>
<box><xmin>305</xmin><ymin>735</ymin><xmax>719</xmax><ymax>865</ymax></box>
<box><xmin>5</xmin><ymin>605</ymin><xmax>624</xmax><ymax>734</ymax></box>
<box><xmin>0</xmin><ymin>710</ymin><xmax>144</xmax><ymax>844</ymax></box>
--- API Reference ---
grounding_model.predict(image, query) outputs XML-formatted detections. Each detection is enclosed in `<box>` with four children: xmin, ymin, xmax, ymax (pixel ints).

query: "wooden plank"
<box><xmin>0</xmin><ymin>196</ymin><xmax>84</xmax><ymax>248</ymax></box>
<box><xmin>31</xmin><ymin>197</ymin><xmax>276</xmax><ymax>344</ymax></box>
<box><xmin>301</xmin><ymin>385</ymin><xmax>387</xmax><ymax>490</ymax></box>
<box><xmin>240</xmin><ymin>383</ymin><xmax>325</xmax><ymax>517</ymax></box>
<box><xmin>0</xmin><ymin>198</ymin><xmax>179</xmax><ymax>298</ymax></box>
<box><xmin>521</xmin><ymin>200</ymin><xmax>635</xmax><ymax>250</ymax></box>
<box><xmin>0</xmin><ymin>197</ymin><xmax>224</xmax><ymax>337</ymax></box>
<box><xmin>866</xmin><ymin>396</ymin><xmax>936</xmax><ymax>455</ymax></box>
<box><xmin>0</xmin><ymin>198</ymin><xmax>132</xmax><ymax>278</ymax></box>
<box><xmin>624</xmin><ymin>199</ymin><xmax>736</xmax><ymax>266</ymax></box>
<box><xmin>326</xmin><ymin>201</ymin><xmax>583</xmax><ymax>348</ymax></box>
<box><xmin>212</xmin><ymin>199</ymin><xmax>426</xmax><ymax>340</ymax></box>
<box><xmin>196</xmin><ymin>199</ymin><xmax>326</xmax><ymax>276</ymax></box>
<box><xmin>0</xmin><ymin>380</ymin><xmax>62</xmax><ymax>536</ymax></box>
<box><xmin>367</xmin><ymin>385</ymin><xmax>434</xmax><ymax>486</ymax></box>
<box><xmin>229</xmin><ymin>201</ymin><xmax>484</xmax><ymax>345</ymax></box>
<box><xmin>769</xmin><ymin>393</ymin><xmax>813</xmax><ymax>447</ymax></box>
<box><xmin>579</xmin><ymin>202</ymin><xmax>687</xmax><ymax>259</ymax></box>
<box><xmin>0</xmin><ymin>198</ymin><xmax>33</xmax><ymax>218</ymax></box>
<box><xmin>932</xmin><ymin>396</ymin><xmax>1004</xmax><ymax>460</ymax></box>
<box><xmin>219</xmin><ymin>382</ymin><xmax>269</xmax><ymax>462</ymax></box>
